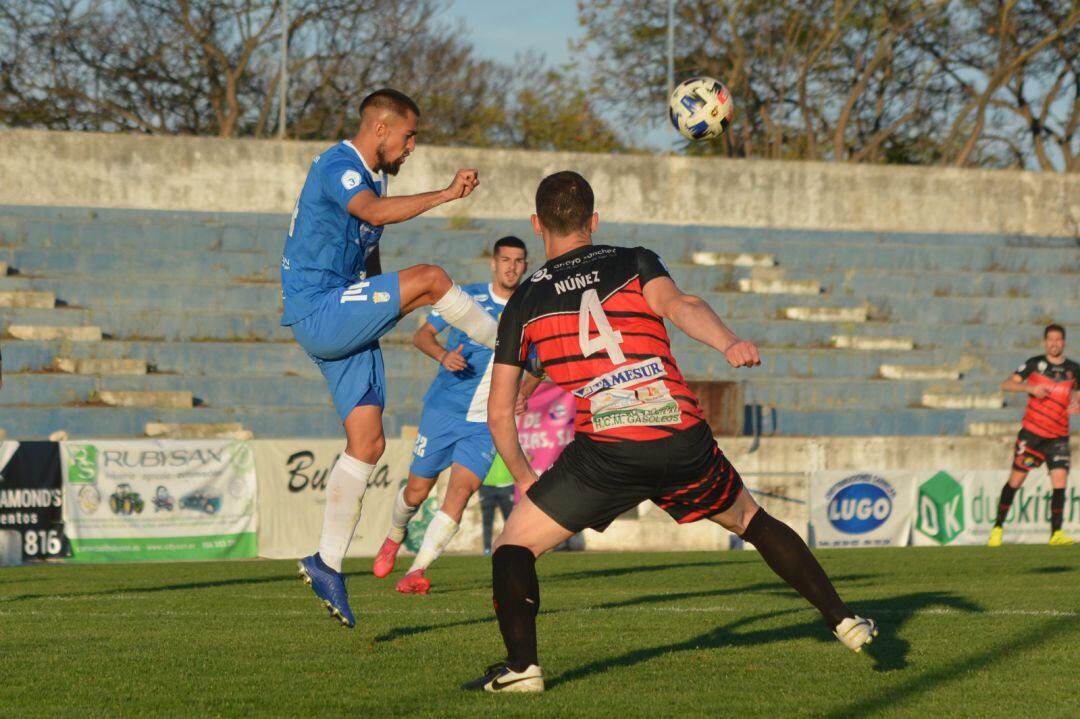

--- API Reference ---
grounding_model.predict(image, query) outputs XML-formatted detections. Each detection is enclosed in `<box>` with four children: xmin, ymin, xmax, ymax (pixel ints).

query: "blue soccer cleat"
<box><xmin>297</xmin><ymin>553</ymin><xmax>356</xmax><ymax>628</ymax></box>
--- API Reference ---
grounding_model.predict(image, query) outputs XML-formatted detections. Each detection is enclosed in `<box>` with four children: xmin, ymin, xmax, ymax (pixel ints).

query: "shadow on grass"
<box><xmin>546</xmin><ymin>590</ymin><xmax>983</xmax><ymax>691</ymax></box>
<box><xmin>592</xmin><ymin>574</ymin><xmax>879</xmax><ymax>610</ymax></box>
<box><xmin>1027</xmin><ymin>565</ymin><xmax>1074</xmax><ymax>575</ymax></box>
<box><xmin>427</xmin><ymin>552</ymin><xmax>777</xmax><ymax>591</ymax></box>
<box><xmin>543</xmin><ymin>559</ymin><xmax>734</xmax><ymax>584</ymax></box>
<box><xmin>0</xmin><ymin>572</ymin><xmax>302</xmax><ymax>603</ymax></box>
<box><xmin>373</xmin><ymin>614</ymin><xmax>496</xmax><ymax>643</ymax></box>
<box><xmin>822</xmin><ymin>614</ymin><xmax>1079</xmax><ymax>719</ymax></box>
<box><xmin>377</xmin><ymin>575</ymin><xmax>878</xmax><ymax>651</ymax></box>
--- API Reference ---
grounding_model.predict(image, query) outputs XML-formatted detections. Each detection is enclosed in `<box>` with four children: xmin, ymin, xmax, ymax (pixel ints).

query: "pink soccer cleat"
<box><xmin>396</xmin><ymin>569</ymin><xmax>431</xmax><ymax>595</ymax></box>
<box><xmin>372</xmin><ymin>536</ymin><xmax>403</xmax><ymax>579</ymax></box>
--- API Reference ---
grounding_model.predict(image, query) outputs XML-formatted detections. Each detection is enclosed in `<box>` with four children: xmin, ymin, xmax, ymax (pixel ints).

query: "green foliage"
<box><xmin>578</xmin><ymin>0</ymin><xmax>1080</xmax><ymax>171</ymax></box>
<box><xmin>0</xmin><ymin>0</ymin><xmax>626</xmax><ymax>152</ymax></box>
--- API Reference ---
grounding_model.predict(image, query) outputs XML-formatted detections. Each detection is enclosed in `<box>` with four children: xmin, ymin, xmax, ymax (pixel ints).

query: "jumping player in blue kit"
<box><xmin>282</xmin><ymin>89</ymin><xmax>499</xmax><ymax>627</ymax></box>
<box><xmin>371</xmin><ymin>237</ymin><xmax>529</xmax><ymax>594</ymax></box>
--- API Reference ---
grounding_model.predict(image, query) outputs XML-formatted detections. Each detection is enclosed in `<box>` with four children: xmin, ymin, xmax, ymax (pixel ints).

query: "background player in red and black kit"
<box><xmin>463</xmin><ymin>171</ymin><xmax>877</xmax><ymax>693</ymax></box>
<box><xmin>989</xmin><ymin>324</ymin><xmax>1080</xmax><ymax>547</ymax></box>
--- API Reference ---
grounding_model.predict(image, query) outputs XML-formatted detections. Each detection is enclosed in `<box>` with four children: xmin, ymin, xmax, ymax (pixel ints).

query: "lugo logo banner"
<box><xmin>0</xmin><ymin>441</ymin><xmax>69</xmax><ymax>560</ymax></box>
<box><xmin>251</xmin><ymin>439</ymin><xmax>415</xmax><ymax>559</ymax></box>
<box><xmin>809</xmin><ymin>472</ymin><xmax>916</xmax><ymax>547</ymax></box>
<box><xmin>60</xmin><ymin>440</ymin><xmax>257</xmax><ymax>562</ymax></box>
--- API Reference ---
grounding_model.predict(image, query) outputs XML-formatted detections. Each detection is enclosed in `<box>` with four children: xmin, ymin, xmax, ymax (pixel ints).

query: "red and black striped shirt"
<box><xmin>1015</xmin><ymin>355</ymin><xmax>1078</xmax><ymax>438</ymax></box>
<box><xmin>495</xmin><ymin>245</ymin><xmax>705</xmax><ymax>442</ymax></box>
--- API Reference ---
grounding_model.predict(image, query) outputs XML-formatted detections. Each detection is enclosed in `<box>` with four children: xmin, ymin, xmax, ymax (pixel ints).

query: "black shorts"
<box><xmin>1013</xmin><ymin>428</ymin><xmax>1070</xmax><ymax>472</ymax></box>
<box><xmin>527</xmin><ymin>421</ymin><xmax>744</xmax><ymax>533</ymax></box>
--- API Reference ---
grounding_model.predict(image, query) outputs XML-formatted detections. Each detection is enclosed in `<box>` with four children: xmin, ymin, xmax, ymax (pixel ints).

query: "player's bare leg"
<box><xmin>398</xmin><ymin>465</ymin><xmax>483</xmax><ymax>594</ymax></box>
<box><xmin>989</xmin><ymin>468</ymin><xmax>1030</xmax><ymax>546</ymax></box>
<box><xmin>374</xmin><ymin>472</ymin><xmax>435</xmax><ymax>578</ymax></box>
<box><xmin>1048</xmin><ymin>468</ymin><xmax>1074</xmax><ymax>545</ymax></box>
<box><xmin>298</xmin><ymin>405</ymin><xmax>386</xmax><ymax>628</ymax></box>
<box><xmin>710</xmin><ymin>488</ymin><xmax>877</xmax><ymax>652</ymax></box>
<box><xmin>397</xmin><ymin>264</ymin><xmax>497</xmax><ymax>348</ymax></box>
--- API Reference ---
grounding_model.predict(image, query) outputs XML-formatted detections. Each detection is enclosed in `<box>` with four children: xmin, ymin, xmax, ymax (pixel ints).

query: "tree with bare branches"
<box><xmin>0</xmin><ymin>0</ymin><xmax>622</xmax><ymax>151</ymax></box>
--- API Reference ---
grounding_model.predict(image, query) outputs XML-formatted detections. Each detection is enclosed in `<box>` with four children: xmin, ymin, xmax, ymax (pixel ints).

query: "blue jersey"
<box><xmin>280</xmin><ymin>140</ymin><xmax>388</xmax><ymax>326</ymax></box>
<box><xmin>422</xmin><ymin>282</ymin><xmax>507</xmax><ymax>422</ymax></box>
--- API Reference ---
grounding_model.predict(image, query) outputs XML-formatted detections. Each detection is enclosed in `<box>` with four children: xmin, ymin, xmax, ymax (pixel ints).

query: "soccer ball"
<box><xmin>668</xmin><ymin>76</ymin><xmax>734</xmax><ymax>141</ymax></box>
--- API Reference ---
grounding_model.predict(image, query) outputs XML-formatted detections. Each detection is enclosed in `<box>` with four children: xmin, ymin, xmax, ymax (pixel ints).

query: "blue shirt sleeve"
<box><xmin>319</xmin><ymin>156</ymin><xmax>376</xmax><ymax>212</ymax></box>
<box><xmin>426</xmin><ymin>310</ymin><xmax>449</xmax><ymax>333</ymax></box>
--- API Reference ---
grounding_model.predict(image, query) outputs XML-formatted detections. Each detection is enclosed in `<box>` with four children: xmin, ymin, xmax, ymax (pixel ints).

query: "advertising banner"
<box><xmin>912</xmin><ymin>468</ymin><xmax>1080</xmax><ymax>546</ymax></box>
<box><xmin>61</xmin><ymin>440</ymin><xmax>257</xmax><ymax>562</ymax></box>
<box><xmin>809</xmin><ymin>471</ymin><xmax>917</xmax><ymax>548</ymax></box>
<box><xmin>0</xmin><ymin>441</ymin><xmax>69</xmax><ymax>560</ymax></box>
<box><xmin>252</xmin><ymin>438</ymin><xmax>418</xmax><ymax>559</ymax></box>
<box><xmin>518</xmin><ymin>381</ymin><xmax>575</xmax><ymax>474</ymax></box>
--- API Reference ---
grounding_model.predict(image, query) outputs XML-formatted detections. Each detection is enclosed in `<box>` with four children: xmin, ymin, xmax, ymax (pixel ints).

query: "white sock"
<box><xmin>409</xmin><ymin>510</ymin><xmax>459</xmax><ymax>573</ymax></box>
<box><xmin>387</xmin><ymin>486</ymin><xmax>419</xmax><ymax>543</ymax></box>
<box><xmin>317</xmin><ymin>452</ymin><xmax>375</xmax><ymax>572</ymax></box>
<box><xmin>432</xmin><ymin>284</ymin><xmax>498</xmax><ymax>349</ymax></box>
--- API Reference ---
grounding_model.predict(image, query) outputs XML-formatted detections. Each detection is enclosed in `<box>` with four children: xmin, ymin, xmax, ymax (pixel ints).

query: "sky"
<box><xmin>445</xmin><ymin>0</ymin><xmax>578</xmax><ymax>69</ymax></box>
<box><xmin>445</xmin><ymin>0</ymin><xmax>672</xmax><ymax>151</ymax></box>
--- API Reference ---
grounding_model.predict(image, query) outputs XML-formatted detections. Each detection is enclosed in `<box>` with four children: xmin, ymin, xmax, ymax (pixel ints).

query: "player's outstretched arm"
<box><xmin>643</xmin><ymin>276</ymin><xmax>760</xmax><ymax>368</ymax></box>
<box><xmin>347</xmin><ymin>169</ymin><xmax>479</xmax><ymax>226</ymax></box>
<box><xmin>488</xmin><ymin>362</ymin><xmax>539</xmax><ymax>491</ymax></box>
<box><xmin>1001</xmin><ymin>373</ymin><xmax>1047</xmax><ymax>398</ymax></box>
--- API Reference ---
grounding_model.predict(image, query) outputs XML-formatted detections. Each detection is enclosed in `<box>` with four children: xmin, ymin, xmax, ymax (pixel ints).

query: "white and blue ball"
<box><xmin>668</xmin><ymin>76</ymin><xmax>734</xmax><ymax>141</ymax></box>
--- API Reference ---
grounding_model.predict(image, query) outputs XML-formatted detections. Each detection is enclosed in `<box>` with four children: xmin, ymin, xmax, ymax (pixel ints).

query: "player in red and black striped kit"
<box><xmin>989</xmin><ymin>324</ymin><xmax>1080</xmax><ymax>547</ymax></box>
<box><xmin>462</xmin><ymin>171</ymin><xmax>877</xmax><ymax>694</ymax></box>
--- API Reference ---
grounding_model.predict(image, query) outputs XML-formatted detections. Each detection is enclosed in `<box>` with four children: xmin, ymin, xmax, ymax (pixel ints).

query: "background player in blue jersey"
<box><xmin>282</xmin><ymin>89</ymin><xmax>500</xmax><ymax>627</ymax></box>
<box><xmin>373</xmin><ymin>237</ymin><xmax>529</xmax><ymax>594</ymax></box>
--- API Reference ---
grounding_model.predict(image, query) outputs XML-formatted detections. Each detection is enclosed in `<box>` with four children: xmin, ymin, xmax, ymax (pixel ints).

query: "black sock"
<box><xmin>1051</xmin><ymin>488</ymin><xmax>1065</xmax><ymax>533</ymax></box>
<box><xmin>492</xmin><ymin>545</ymin><xmax>540</xmax><ymax>671</ymax></box>
<box><xmin>994</xmin><ymin>483</ymin><xmax>1018</xmax><ymax>527</ymax></box>
<box><xmin>740</xmin><ymin>509</ymin><xmax>850</xmax><ymax>628</ymax></box>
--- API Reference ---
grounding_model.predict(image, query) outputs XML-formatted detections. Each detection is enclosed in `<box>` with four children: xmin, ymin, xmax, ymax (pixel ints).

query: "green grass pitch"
<box><xmin>1</xmin><ymin>546</ymin><xmax>1077</xmax><ymax>717</ymax></box>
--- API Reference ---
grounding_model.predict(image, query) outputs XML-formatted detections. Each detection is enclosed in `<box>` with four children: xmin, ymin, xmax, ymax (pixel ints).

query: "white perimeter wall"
<box><xmin>2</xmin><ymin>128</ymin><xmax>1078</xmax><ymax>236</ymax></box>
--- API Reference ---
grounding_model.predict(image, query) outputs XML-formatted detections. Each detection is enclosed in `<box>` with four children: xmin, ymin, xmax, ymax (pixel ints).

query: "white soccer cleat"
<box><xmin>834</xmin><ymin>616</ymin><xmax>878</xmax><ymax>653</ymax></box>
<box><xmin>461</xmin><ymin>663</ymin><xmax>544</xmax><ymax>693</ymax></box>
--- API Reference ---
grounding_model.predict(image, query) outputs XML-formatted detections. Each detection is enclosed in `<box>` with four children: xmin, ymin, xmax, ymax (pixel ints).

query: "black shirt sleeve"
<box><xmin>1014</xmin><ymin>356</ymin><xmax>1039</xmax><ymax>380</ymax></box>
<box><xmin>635</xmin><ymin>247</ymin><xmax>672</xmax><ymax>287</ymax></box>
<box><xmin>494</xmin><ymin>292</ymin><xmax>526</xmax><ymax>366</ymax></box>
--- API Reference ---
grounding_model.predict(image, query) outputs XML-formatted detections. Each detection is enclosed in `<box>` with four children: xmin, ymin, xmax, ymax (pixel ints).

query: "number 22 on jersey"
<box><xmin>578</xmin><ymin>289</ymin><xmax>626</xmax><ymax>364</ymax></box>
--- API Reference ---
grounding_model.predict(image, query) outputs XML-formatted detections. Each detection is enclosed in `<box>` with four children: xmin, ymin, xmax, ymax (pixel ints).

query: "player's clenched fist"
<box><xmin>446</xmin><ymin>169</ymin><xmax>480</xmax><ymax>199</ymax></box>
<box><xmin>440</xmin><ymin>343</ymin><xmax>468</xmax><ymax>372</ymax></box>
<box><xmin>724</xmin><ymin>339</ymin><xmax>761</xmax><ymax>368</ymax></box>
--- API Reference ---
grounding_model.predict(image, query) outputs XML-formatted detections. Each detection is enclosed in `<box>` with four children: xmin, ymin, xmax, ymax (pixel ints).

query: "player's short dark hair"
<box><xmin>1045</xmin><ymin>323</ymin><xmax>1065</xmax><ymax>339</ymax></box>
<box><xmin>360</xmin><ymin>89</ymin><xmax>420</xmax><ymax>120</ymax></box>
<box><xmin>493</xmin><ymin>235</ymin><xmax>527</xmax><ymax>258</ymax></box>
<box><xmin>535</xmin><ymin>171</ymin><xmax>594</xmax><ymax>236</ymax></box>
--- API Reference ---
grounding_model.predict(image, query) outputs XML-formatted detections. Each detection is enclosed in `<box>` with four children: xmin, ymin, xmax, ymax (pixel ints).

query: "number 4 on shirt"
<box><xmin>578</xmin><ymin>289</ymin><xmax>626</xmax><ymax>364</ymax></box>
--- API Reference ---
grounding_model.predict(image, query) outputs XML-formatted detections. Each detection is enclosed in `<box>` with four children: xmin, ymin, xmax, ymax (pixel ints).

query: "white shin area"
<box><xmin>316</xmin><ymin>452</ymin><xmax>375</xmax><ymax>572</ymax></box>
<box><xmin>387</xmin><ymin>486</ymin><xmax>420</xmax><ymax>543</ymax></box>
<box><xmin>409</xmin><ymin>510</ymin><xmax>460</xmax><ymax>573</ymax></box>
<box><xmin>431</xmin><ymin>283</ymin><xmax>498</xmax><ymax>349</ymax></box>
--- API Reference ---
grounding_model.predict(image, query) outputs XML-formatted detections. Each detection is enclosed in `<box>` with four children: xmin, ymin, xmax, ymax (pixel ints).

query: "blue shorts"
<box><xmin>289</xmin><ymin>273</ymin><xmax>401</xmax><ymax>421</ymax></box>
<box><xmin>410</xmin><ymin>406</ymin><xmax>496</xmax><ymax>481</ymax></box>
